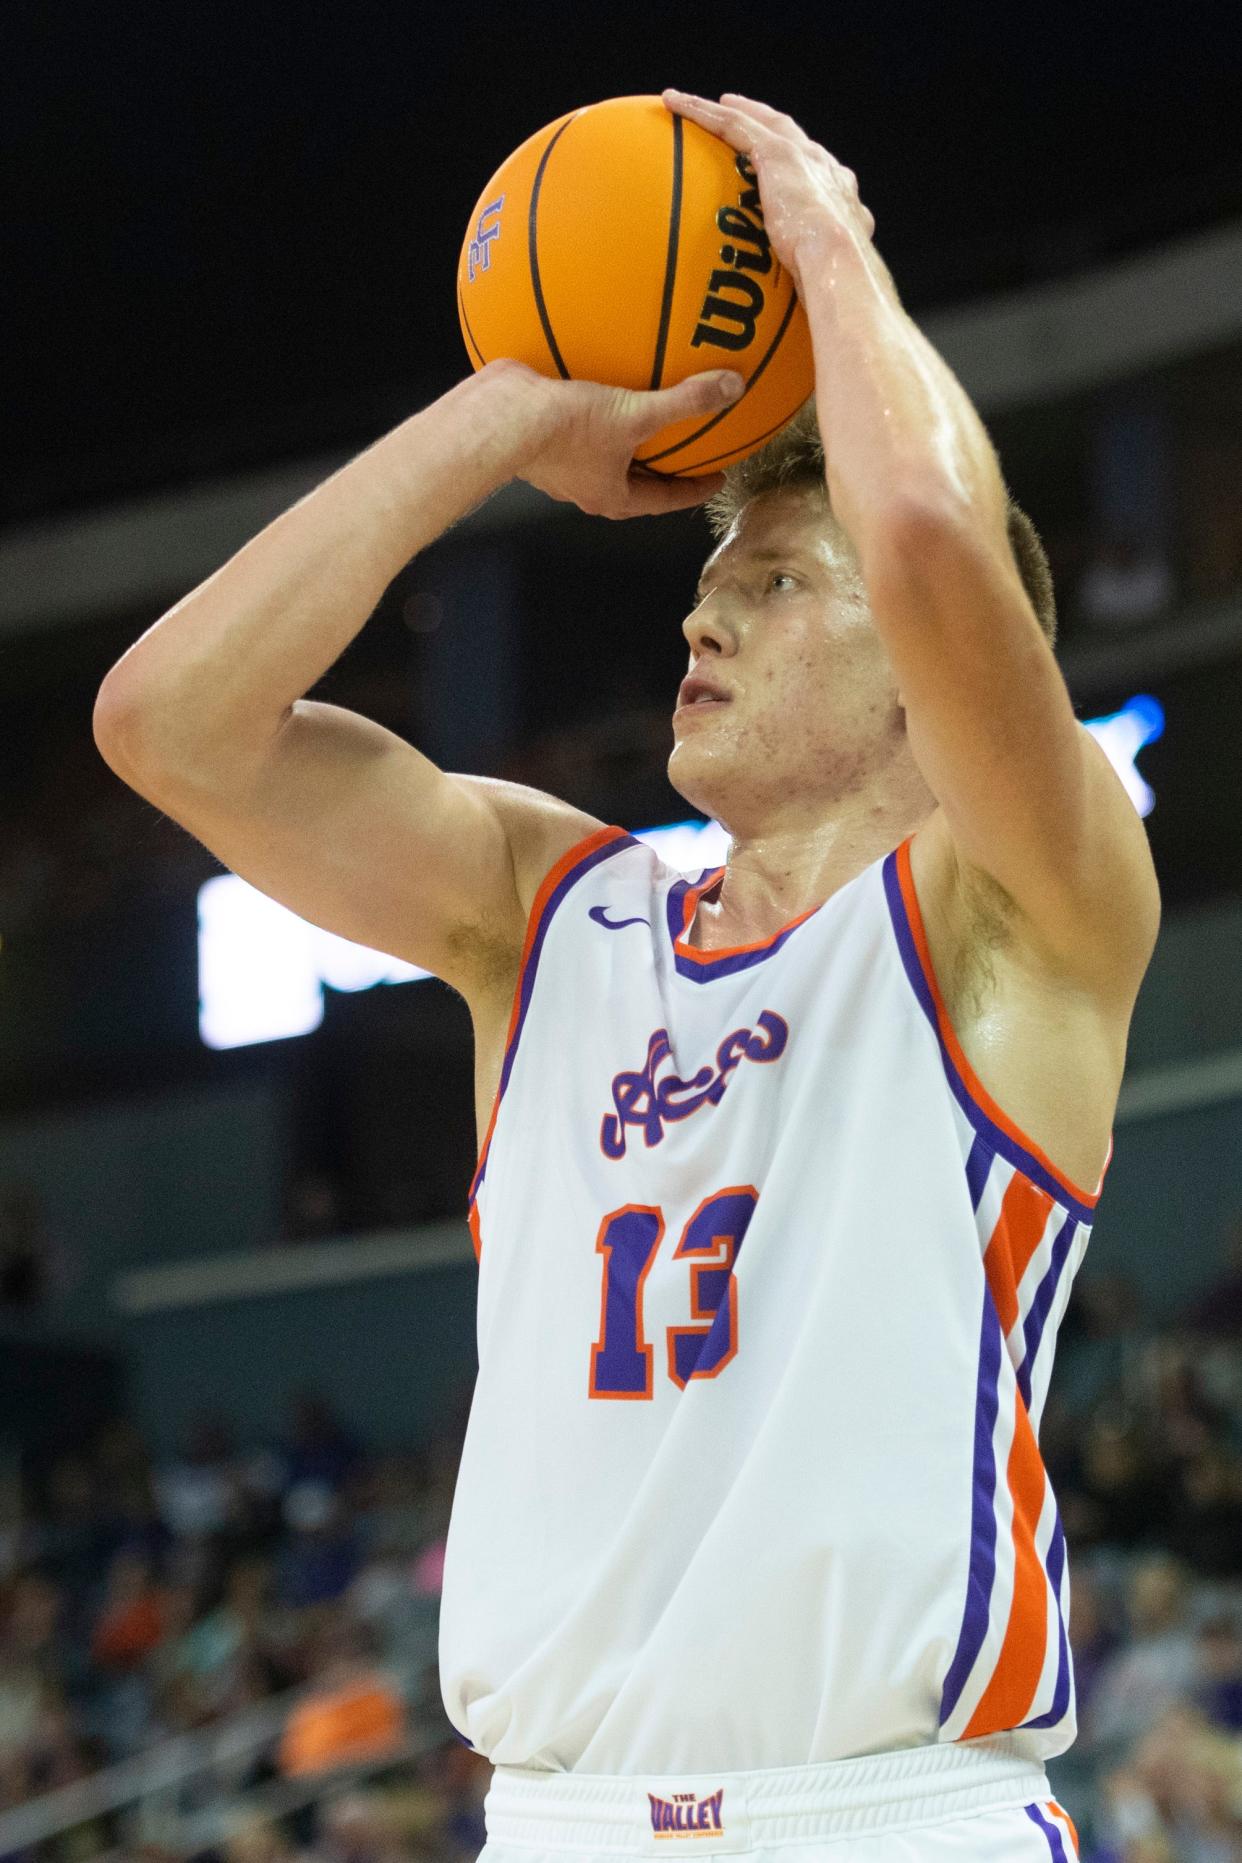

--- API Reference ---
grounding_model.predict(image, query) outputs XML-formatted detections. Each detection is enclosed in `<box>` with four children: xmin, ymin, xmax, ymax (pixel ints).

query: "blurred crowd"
<box><xmin>3</xmin><ymin>1228</ymin><xmax>1242</xmax><ymax>1861</ymax></box>
<box><xmin>1041</xmin><ymin>1229</ymin><xmax>1242</xmax><ymax>1860</ymax></box>
<box><xmin>0</xmin><ymin>1394</ymin><xmax>487</xmax><ymax>1862</ymax></box>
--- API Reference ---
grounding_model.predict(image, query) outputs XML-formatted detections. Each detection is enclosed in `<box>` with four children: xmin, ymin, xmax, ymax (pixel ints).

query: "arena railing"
<box><xmin>0</xmin><ymin>1665</ymin><xmax>436</xmax><ymax>1859</ymax></box>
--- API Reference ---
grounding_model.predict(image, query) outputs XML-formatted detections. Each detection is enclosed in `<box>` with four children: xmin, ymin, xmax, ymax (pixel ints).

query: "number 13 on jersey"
<box><xmin>588</xmin><ymin>1185</ymin><xmax>758</xmax><ymax>1399</ymax></box>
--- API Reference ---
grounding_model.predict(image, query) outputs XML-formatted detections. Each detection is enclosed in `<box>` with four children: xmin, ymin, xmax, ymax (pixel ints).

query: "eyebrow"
<box><xmin>695</xmin><ymin>547</ymin><xmax>812</xmax><ymax>599</ymax></box>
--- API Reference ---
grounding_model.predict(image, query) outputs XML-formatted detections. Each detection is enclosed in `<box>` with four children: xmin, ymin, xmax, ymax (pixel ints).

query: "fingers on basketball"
<box><xmin>457</xmin><ymin>97</ymin><xmax>816</xmax><ymax>478</ymax></box>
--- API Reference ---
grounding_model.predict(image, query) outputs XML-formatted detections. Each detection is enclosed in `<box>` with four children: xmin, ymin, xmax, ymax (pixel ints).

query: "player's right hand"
<box><xmin>491</xmin><ymin>358</ymin><xmax>746</xmax><ymax>519</ymax></box>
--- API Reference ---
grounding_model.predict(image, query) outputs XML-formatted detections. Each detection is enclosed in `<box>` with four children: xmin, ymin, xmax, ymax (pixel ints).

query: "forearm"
<box><xmin>95</xmin><ymin>361</ymin><xmax>554</xmax><ymax>771</ymax></box>
<box><xmin>796</xmin><ymin>226</ymin><xmax>1009</xmax><ymax>577</ymax></box>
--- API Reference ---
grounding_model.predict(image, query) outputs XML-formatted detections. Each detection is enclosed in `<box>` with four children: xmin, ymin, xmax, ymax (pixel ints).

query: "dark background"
<box><xmin>7</xmin><ymin>0</ymin><xmax>1242</xmax><ymax>517</ymax></box>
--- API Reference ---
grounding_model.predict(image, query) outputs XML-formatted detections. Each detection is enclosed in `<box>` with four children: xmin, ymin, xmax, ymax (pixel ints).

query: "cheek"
<box><xmin>751</xmin><ymin>632</ymin><xmax>836</xmax><ymax>729</ymax></box>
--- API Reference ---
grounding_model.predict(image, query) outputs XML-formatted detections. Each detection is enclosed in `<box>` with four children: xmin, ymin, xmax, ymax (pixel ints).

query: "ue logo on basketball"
<box><xmin>467</xmin><ymin>195</ymin><xmax>505</xmax><ymax>282</ymax></box>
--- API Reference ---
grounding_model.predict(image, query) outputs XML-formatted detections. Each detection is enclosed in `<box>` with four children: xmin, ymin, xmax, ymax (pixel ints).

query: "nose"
<box><xmin>681</xmin><ymin>591</ymin><xmax>738</xmax><ymax>661</ymax></box>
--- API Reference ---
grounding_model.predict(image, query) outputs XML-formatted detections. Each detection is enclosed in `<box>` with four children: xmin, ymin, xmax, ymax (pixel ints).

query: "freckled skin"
<box><xmin>669</xmin><ymin>486</ymin><xmax>935</xmax><ymax>945</ymax></box>
<box><xmin>664</xmin><ymin>486</ymin><xmax>1122</xmax><ymax>1197</ymax></box>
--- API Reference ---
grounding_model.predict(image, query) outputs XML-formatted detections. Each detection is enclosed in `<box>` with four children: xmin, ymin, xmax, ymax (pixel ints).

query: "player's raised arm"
<box><xmin>91</xmin><ymin>361</ymin><xmax>744</xmax><ymax>1003</ymax></box>
<box><xmin>665</xmin><ymin>89</ymin><xmax>1160</xmax><ymax>1001</ymax></box>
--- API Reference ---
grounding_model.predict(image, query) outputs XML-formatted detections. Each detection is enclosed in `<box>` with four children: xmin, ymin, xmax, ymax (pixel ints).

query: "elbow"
<box><xmin>93</xmin><ymin>665</ymin><xmax>282</xmax><ymax>806</ymax></box>
<box><xmin>92</xmin><ymin>671</ymin><xmax>143</xmax><ymax>778</ymax></box>
<box><xmin>92</xmin><ymin>669</ymin><xmax>180</xmax><ymax>792</ymax></box>
<box><xmin>880</xmin><ymin>488</ymin><xmax>972</xmax><ymax>552</ymax></box>
<box><xmin>861</xmin><ymin>489</ymin><xmax>1009</xmax><ymax>597</ymax></box>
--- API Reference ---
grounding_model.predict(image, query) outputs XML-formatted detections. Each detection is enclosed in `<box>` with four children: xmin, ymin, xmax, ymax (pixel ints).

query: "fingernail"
<box><xmin>718</xmin><ymin>372</ymin><xmax>745</xmax><ymax>400</ymax></box>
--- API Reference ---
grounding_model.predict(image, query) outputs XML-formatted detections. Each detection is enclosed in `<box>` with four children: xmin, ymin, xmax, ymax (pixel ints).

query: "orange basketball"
<box><xmin>456</xmin><ymin>94</ymin><xmax>814</xmax><ymax>478</ymax></box>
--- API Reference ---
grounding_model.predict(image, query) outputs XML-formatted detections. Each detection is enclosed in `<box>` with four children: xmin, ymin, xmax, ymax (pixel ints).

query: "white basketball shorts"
<box><xmin>476</xmin><ymin>1736</ymin><xmax>1079</xmax><ymax>1861</ymax></box>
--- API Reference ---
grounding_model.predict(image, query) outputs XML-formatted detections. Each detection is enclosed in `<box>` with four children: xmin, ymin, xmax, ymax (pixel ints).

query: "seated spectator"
<box><xmin>278</xmin><ymin>1624</ymin><xmax>405</xmax><ymax>1778</ymax></box>
<box><xmin>90</xmin><ymin>1549</ymin><xmax>167</xmax><ymax>1673</ymax></box>
<box><xmin>1058</xmin><ymin>1412</ymin><xmax>1169</xmax><ymax>1549</ymax></box>
<box><xmin>1139</xmin><ymin>1337</ymin><xmax>1227</xmax><ymax>1467</ymax></box>
<box><xmin>283</xmin><ymin>1169</ymin><xmax>345</xmax><ymax>1243</ymax></box>
<box><xmin>170</xmin><ymin>1556</ymin><xmax>278</xmax><ymax>1714</ymax></box>
<box><xmin>224</xmin><ymin>1819</ymin><xmax>303</xmax><ymax>1863</ymax></box>
<box><xmin>1166</xmin><ymin>1443</ymin><xmax>1242</xmax><ymax>1579</ymax></box>
<box><xmin>1085</xmin><ymin>1554</ymin><xmax>1199</xmax><ymax>1758</ymax></box>
<box><xmin>1066</xmin><ymin>1561</ymin><xmax>1121</xmax><ymax>1731</ymax></box>
<box><xmin>37</xmin><ymin>1457</ymin><xmax>102</xmax><ymax>1608</ymax></box>
<box><xmin>1100</xmin><ymin>1701</ymin><xmax>1242</xmax><ymax>1861</ymax></box>
<box><xmin>1053</xmin><ymin>1272</ymin><xmax>1148</xmax><ymax>1420</ymax></box>
<box><xmin>277</xmin><ymin>1483</ymin><xmax>360</xmax><ymax>1610</ymax></box>
<box><xmin>1195</xmin><ymin>1614</ymin><xmax>1242</xmax><ymax>1735</ymax></box>
<box><xmin>421</xmin><ymin>1740</ymin><xmax>490</xmax><ymax>1861</ymax></box>
<box><xmin>311</xmin><ymin>1791</ymin><xmax>413</xmax><ymax>1863</ymax></box>
<box><xmin>155</xmin><ymin>1417</ymin><xmax>242</xmax><ymax>1541</ymax></box>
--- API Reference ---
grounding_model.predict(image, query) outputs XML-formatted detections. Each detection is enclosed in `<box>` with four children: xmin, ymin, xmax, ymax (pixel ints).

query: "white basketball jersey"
<box><xmin>438</xmin><ymin>825</ymin><xmax>1112</xmax><ymax>1776</ymax></box>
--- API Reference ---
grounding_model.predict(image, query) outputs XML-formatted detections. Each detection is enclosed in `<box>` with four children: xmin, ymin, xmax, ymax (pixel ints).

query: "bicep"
<box><xmin>128</xmin><ymin>698</ymin><xmax>600</xmax><ymax>997</ymax></box>
<box><xmin>870</xmin><ymin>508</ymin><xmax>1161</xmax><ymax>1000</ymax></box>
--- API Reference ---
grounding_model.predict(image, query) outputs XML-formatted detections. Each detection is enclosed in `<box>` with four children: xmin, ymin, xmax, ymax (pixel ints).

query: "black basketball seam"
<box><xmin>639</xmin><ymin>287</ymin><xmax>800</xmax><ymax>467</ymax></box>
<box><xmin>648</xmin><ymin>113</ymin><xmax>683</xmax><ymax>391</ymax></box>
<box><xmin>529</xmin><ymin>118</ymin><xmax>576</xmax><ymax>380</ymax></box>
<box><xmin>458</xmin><ymin>287</ymin><xmax>487</xmax><ymax>368</ymax></box>
<box><xmin>644</xmin><ymin>407</ymin><xmax>804</xmax><ymax>478</ymax></box>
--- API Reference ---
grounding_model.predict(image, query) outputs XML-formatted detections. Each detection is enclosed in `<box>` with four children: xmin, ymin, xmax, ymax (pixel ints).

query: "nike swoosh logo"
<box><xmin>589</xmin><ymin>906</ymin><xmax>651</xmax><ymax>932</ymax></box>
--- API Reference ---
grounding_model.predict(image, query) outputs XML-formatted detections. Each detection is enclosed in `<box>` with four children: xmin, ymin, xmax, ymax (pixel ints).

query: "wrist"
<box><xmin>793</xmin><ymin>217</ymin><xmax>899</xmax><ymax>313</ymax></box>
<box><xmin>464</xmin><ymin>359</ymin><xmax>563</xmax><ymax>472</ymax></box>
<box><xmin>323</xmin><ymin>364</ymin><xmax>560</xmax><ymax>579</ymax></box>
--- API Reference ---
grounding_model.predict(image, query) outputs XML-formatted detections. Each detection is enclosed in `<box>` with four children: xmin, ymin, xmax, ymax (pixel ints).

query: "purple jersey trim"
<box><xmin>881</xmin><ymin>849</ymin><xmax>1101</xmax><ymax>1227</ymax></box>
<box><xmin>1021</xmin><ymin>1514</ymin><xmax>1072</xmax><ymax>1730</ymax></box>
<box><xmin>664</xmin><ymin>870</ymin><xmax>821</xmax><ymax>982</ymax></box>
<box><xmin>1024</xmin><ymin>1803</ymin><xmax>1071</xmax><ymax>1860</ymax></box>
<box><xmin>469</xmin><ymin>828</ymin><xmax>639</xmax><ymax>1206</ymax></box>
<box><xmin>1016</xmin><ymin>1211</ymin><xmax>1080</xmax><ymax>1408</ymax></box>
<box><xmin>938</xmin><ymin>1284</ymin><xmax>1003</xmax><ymax>1725</ymax></box>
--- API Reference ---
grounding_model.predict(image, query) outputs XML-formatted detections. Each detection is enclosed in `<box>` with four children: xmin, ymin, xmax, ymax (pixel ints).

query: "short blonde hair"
<box><xmin>704</xmin><ymin>398</ymin><xmax>1057</xmax><ymax>648</ymax></box>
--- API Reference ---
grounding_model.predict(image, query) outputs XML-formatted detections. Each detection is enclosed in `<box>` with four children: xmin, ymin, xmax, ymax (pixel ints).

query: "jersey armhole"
<box><xmin>466</xmin><ymin>824</ymin><xmax>635</xmax><ymax>1227</ymax></box>
<box><xmin>883</xmin><ymin>834</ymin><xmax>1113</xmax><ymax>1225</ymax></box>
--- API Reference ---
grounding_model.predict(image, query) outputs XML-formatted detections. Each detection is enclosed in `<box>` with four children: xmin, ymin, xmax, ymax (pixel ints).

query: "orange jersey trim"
<box><xmin>894</xmin><ymin>835</ymin><xmax>1110</xmax><ymax>1210</ymax></box>
<box><xmin>672</xmin><ymin>867</ymin><xmax>822</xmax><ymax>964</ymax></box>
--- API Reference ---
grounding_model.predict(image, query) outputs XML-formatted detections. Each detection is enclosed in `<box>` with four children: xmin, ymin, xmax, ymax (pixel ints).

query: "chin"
<box><xmin>667</xmin><ymin>746</ymin><xmax>734</xmax><ymax>830</ymax></box>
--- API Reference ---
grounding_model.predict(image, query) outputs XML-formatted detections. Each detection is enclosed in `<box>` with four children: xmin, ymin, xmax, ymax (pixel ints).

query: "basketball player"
<box><xmin>94</xmin><ymin>91</ymin><xmax>1159</xmax><ymax>1861</ymax></box>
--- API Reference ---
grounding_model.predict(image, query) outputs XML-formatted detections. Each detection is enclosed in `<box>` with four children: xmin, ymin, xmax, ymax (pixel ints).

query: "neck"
<box><xmin>688</xmin><ymin>788</ymin><xmax>930</xmax><ymax>951</ymax></box>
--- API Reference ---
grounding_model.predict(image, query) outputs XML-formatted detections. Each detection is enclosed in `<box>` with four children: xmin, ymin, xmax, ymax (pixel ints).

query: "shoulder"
<box><xmin>906</xmin><ymin>792</ymin><xmax>1149</xmax><ymax>1023</ymax></box>
<box><xmin>914</xmin><ymin>725</ymin><xmax>1160</xmax><ymax>1009</ymax></box>
<box><xmin>447</xmin><ymin>775</ymin><xmax>609</xmax><ymax>1005</ymax></box>
<box><xmin>457</xmin><ymin>774</ymin><xmax>609</xmax><ymax>919</ymax></box>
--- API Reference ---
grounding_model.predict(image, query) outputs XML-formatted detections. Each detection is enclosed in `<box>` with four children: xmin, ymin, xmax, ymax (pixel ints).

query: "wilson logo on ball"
<box><xmin>691</xmin><ymin>154</ymin><xmax>771</xmax><ymax>354</ymax></box>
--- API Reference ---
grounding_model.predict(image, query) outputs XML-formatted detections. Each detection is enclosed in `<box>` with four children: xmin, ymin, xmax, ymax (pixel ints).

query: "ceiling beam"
<box><xmin>2</xmin><ymin>217</ymin><xmax>1240</xmax><ymax>641</ymax></box>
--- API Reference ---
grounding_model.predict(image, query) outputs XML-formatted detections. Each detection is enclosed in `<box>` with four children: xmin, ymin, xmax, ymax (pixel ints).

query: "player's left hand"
<box><xmin>661</xmin><ymin>89</ymin><xmax>878</xmax><ymax>298</ymax></box>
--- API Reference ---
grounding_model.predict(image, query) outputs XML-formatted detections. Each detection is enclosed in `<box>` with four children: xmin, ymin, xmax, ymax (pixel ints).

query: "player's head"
<box><xmin>668</xmin><ymin>399</ymin><xmax>1057</xmax><ymax>841</ymax></box>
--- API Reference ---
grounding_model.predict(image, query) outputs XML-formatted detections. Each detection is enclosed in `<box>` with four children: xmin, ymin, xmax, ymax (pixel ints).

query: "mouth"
<box><xmin>675</xmin><ymin>675</ymin><xmax>733</xmax><ymax>716</ymax></box>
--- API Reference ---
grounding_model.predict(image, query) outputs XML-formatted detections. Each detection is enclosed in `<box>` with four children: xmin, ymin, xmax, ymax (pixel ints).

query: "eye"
<box><xmin>767</xmin><ymin>571</ymin><xmax>797</xmax><ymax>592</ymax></box>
